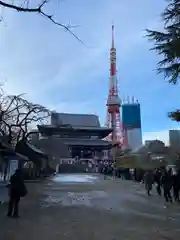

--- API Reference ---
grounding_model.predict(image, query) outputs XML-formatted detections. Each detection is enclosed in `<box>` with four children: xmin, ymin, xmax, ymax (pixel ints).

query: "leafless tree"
<box><xmin>0</xmin><ymin>0</ymin><xmax>83</xmax><ymax>43</ymax></box>
<box><xmin>0</xmin><ymin>92</ymin><xmax>50</xmax><ymax>147</ymax></box>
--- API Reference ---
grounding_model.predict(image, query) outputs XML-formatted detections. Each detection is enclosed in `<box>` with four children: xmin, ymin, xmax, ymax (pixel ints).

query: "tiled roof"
<box><xmin>58</xmin><ymin>138</ymin><xmax>113</xmax><ymax>147</ymax></box>
<box><xmin>26</xmin><ymin>142</ymin><xmax>45</xmax><ymax>155</ymax></box>
<box><xmin>51</xmin><ymin>113</ymin><xmax>101</xmax><ymax>128</ymax></box>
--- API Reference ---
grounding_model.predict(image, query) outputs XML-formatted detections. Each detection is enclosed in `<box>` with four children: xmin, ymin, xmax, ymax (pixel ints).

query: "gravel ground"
<box><xmin>0</xmin><ymin>174</ymin><xmax>180</xmax><ymax>240</ymax></box>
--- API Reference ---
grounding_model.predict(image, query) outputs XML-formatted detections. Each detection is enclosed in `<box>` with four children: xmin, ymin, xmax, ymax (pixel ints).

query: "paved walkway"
<box><xmin>0</xmin><ymin>174</ymin><xmax>180</xmax><ymax>239</ymax></box>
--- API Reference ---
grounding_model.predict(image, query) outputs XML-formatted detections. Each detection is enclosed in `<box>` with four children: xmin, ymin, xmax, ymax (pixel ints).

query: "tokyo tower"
<box><xmin>105</xmin><ymin>25</ymin><xmax>123</xmax><ymax>145</ymax></box>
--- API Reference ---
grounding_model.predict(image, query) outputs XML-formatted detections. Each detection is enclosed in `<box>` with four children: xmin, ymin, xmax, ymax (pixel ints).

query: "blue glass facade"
<box><xmin>121</xmin><ymin>104</ymin><xmax>141</xmax><ymax>129</ymax></box>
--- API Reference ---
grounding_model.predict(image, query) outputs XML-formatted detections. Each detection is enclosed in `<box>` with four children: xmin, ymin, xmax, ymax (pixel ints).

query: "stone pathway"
<box><xmin>0</xmin><ymin>174</ymin><xmax>180</xmax><ymax>239</ymax></box>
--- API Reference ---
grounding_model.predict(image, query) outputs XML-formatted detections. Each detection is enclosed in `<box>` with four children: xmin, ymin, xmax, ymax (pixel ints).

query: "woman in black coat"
<box><xmin>7</xmin><ymin>169</ymin><xmax>27</xmax><ymax>218</ymax></box>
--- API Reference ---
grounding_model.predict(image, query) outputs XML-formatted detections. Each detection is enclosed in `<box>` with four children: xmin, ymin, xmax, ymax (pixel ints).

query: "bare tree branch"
<box><xmin>0</xmin><ymin>0</ymin><xmax>84</xmax><ymax>44</ymax></box>
<box><xmin>1</xmin><ymin>93</ymin><xmax>50</xmax><ymax>147</ymax></box>
<box><xmin>0</xmin><ymin>0</ymin><xmax>47</xmax><ymax>13</ymax></box>
<box><xmin>39</xmin><ymin>11</ymin><xmax>84</xmax><ymax>44</ymax></box>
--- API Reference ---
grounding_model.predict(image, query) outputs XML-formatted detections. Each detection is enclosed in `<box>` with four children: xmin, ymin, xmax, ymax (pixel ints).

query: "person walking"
<box><xmin>176</xmin><ymin>170</ymin><xmax>180</xmax><ymax>202</ymax></box>
<box><xmin>7</xmin><ymin>168</ymin><xmax>27</xmax><ymax>218</ymax></box>
<box><xmin>172</xmin><ymin>170</ymin><xmax>180</xmax><ymax>202</ymax></box>
<box><xmin>154</xmin><ymin>169</ymin><xmax>162</xmax><ymax>196</ymax></box>
<box><xmin>161</xmin><ymin>169</ymin><xmax>173</xmax><ymax>203</ymax></box>
<box><xmin>144</xmin><ymin>171</ymin><xmax>154</xmax><ymax>196</ymax></box>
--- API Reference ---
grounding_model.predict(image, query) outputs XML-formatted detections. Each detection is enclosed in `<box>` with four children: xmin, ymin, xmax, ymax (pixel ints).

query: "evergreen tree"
<box><xmin>147</xmin><ymin>0</ymin><xmax>180</xmax><ymax>121</ymax></box>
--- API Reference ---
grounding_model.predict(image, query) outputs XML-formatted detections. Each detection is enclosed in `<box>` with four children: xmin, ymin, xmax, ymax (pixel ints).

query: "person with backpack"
<box><xmin>7</xmin><ymin>168</ymin><xmax>27</xmax><ymax>218</ymax></box>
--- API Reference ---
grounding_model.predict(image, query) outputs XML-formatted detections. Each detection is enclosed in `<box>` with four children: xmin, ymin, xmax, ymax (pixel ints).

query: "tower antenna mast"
<box><xmin>105</xmin><ymin>25</ymin><xmax>124</xmax><ymax>146</ymax></box>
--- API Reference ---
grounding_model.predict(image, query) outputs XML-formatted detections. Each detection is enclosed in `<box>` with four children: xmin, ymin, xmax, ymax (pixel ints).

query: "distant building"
<box><xmin>121</xmin><ymin>103</ymin><xmax>142</xmax><ymax>151</ymax></box>
<box><xmin>169</xmin><ymin>129</ymin><xmax>180</xmax><ymax>150</ymax></box>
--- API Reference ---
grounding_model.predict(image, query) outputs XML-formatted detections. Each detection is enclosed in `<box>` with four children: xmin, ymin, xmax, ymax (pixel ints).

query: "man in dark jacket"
<box><xmin>7</xmin><ymin>169</ymin><xmax>26</xmax><ymax>218</ymax></box>
<box><xmin>172</xmin><ymin>170</ymin><xmax>180</xmax><ymax>202</ymax></box>
<box><xmin>154</xmin><ymin>169</ymin><xmax>162</xmax><ymax>196</ymax></box>
<box><xmin>161</xmin><ymin>169</ymin><xmax>173</xmax><ymax>203</ymax></box>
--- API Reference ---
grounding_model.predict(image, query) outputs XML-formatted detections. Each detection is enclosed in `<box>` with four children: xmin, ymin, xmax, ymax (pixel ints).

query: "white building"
<box><xmin>126</xmin><ymin>128</ymin><xmax>142</xmax><ymax>151</ymax></box>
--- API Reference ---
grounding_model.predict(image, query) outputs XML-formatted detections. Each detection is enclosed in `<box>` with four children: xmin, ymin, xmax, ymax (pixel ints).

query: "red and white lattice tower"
<box><xmin>105</xmin><ymin>25</ymin><xmax>123</xmax><ymax>145</ymax></box>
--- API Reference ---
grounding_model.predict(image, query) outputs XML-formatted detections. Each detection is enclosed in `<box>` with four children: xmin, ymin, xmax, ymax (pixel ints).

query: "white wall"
<box><xmin>127</xmin><ymin>128</ymin><xmax>142</xmax><ymax>151</ymax></box>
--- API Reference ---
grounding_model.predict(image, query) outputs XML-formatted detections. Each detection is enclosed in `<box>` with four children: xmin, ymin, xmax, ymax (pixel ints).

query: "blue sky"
<box><xmin>0</xmin><ymin>0</ymin><xmax>180</xmax><ymax>144</ymax></box>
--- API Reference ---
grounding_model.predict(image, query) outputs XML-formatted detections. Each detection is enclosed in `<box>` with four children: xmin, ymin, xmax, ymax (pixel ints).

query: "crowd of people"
<box><xmin>5</xmin><ymin>165</ymin><xmax>180</xmax><ymax>218</ymax></box>
<box><xmin>143</xmin><ymin>168</ymin><xmax>180</xmax><ymax>203</ymax></box>
<box><xmin>99</xmin><ymin>163</ymin><xmax>180</xmax><ymax>203</ymax></box>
